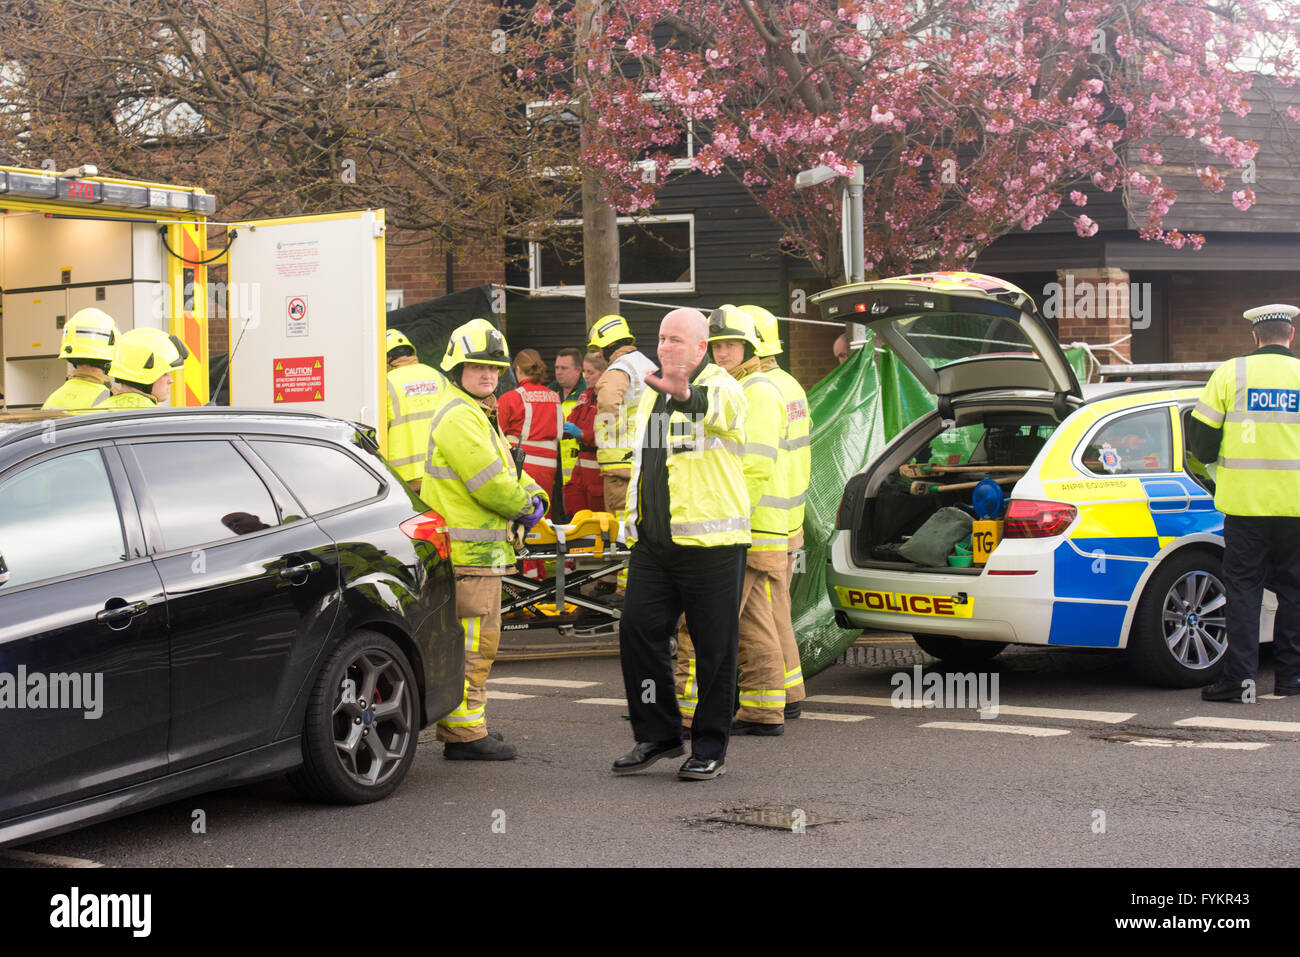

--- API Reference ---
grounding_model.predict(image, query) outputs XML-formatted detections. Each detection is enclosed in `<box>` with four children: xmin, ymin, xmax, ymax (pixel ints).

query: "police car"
<box><xmin>820</xmin><ymin>272</ymin><xmax>1270</xmax><ymax>687</ymax></box>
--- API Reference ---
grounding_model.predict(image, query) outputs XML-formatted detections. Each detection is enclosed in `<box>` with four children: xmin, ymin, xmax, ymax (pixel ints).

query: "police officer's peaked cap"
<box><xmin>1243</xmin><ymin>303</ymin><xmax>1300</xmax><ymax>325</ymax></box>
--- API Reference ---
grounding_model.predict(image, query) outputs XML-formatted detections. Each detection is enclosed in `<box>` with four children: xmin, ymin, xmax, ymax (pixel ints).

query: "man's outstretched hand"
<box><xmin>643</xmin><ymin>364</ymin><xmax>691</xmax><ymax>403</ymax></box>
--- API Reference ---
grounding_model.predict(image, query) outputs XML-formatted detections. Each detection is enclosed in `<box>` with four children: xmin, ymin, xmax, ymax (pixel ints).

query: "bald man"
<box><xmin>611</xmin><ymin>308</ymin><xmax>751</xmax><ymax>781</ymax></box>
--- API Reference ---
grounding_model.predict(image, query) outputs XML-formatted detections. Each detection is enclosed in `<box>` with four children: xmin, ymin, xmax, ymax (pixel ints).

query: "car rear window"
<box><xmin>250</xmin><ymin>440</ymin><xmax>384</xmax><ymax>515</ymax></box>
<box><xmin>1081</xmin><ymin>407</ymin><xmax>1174</xmax><ymax>475</ymax></box>
<box><xmin>131</xmin><ymin>441</ymin><xmax>282</xmax><ymax>551</ymax></box>
<box><xmin>0</xmin><ymin>449</ymin><xmax>126</xmax><ymax>588</ymax></box>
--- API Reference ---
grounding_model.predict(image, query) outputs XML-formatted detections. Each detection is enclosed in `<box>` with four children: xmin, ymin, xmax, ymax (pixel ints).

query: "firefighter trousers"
<box><xmin>436</xmin><ymin>573</ymin><xmax>504</xmax><ymax>743</ymax></box>
<box><xmin>774</xmin><ymin>548</ymin><xmax>806</xmax><ymax>705</ymax></box>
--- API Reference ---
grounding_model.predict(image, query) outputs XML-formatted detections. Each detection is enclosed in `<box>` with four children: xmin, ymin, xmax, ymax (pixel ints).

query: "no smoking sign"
<box><xmin>286</xmin><ymin>296</ymin><xmax>309</xmax><ymax>337</ymax></box>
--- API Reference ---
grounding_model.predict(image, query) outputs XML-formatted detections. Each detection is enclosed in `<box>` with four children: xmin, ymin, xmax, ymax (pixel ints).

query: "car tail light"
<box><xmin>1002</xmin><ymin>500</ymin><xmax>1077</xmax><ymax>539</ymax></box>
<box><xmin>400</xmin><ymin>510</ymin><xmax>451</xmax><ymax>560</ymax></box>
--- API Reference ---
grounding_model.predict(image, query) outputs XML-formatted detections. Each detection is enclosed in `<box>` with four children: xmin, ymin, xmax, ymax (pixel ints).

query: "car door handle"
<box><xmin>279</xmin><ymin>560</ymin><xmax>321</xmax><ymax>580</ymax></box>
<box><xmin>96</xmin><ymin>601</ymin><xmax>148</xmax><ymax>624</ymax></box>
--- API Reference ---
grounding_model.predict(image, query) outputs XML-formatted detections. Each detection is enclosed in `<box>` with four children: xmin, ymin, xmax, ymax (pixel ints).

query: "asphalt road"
<box><xmin>5</xmin><ymin>637</ymin><xmax>1298</xmax><ymax>868</ymax></box>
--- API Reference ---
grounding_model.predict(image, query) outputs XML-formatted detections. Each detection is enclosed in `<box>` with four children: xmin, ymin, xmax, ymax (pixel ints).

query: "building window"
<box><xmin>525</xmin><ymin>96</ymin><xmax>695</xmax><ymax>178</ymax></box>
<box><xmin>529</xmin><ymin>215</ymin><xmax>694</xmax><ymax>295</ymax></box>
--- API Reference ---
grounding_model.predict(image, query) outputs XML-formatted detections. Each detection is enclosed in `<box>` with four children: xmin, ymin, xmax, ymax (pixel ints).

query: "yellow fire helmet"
<box><xmin>588</xmin><ymin>314</ymin><xmax>632</xmax><ymax>350</ymax></box>
<box><xmin>59</xmin><ymin>307</ymin><xmax>120</xmax><ymax>363</ymax></box>
<box><xmin>707</xmin><ymin>304</ymin><xmax>762</xmax><ymax>352</ymax></box>
<box><xmin>740</xmin><ymin>304</ymin><xmax>782</xmax><ymax>358</ymax></box>
<box><xmin>110</xmin><ymin>328</ymin><xmax>190</xmax><ymax>385</ymax></box>
<box><xmin>441</xmin><ymin>317</ymin><xmax>510</xmax><ymax>372</ymax></box>
<box><xmin>386</xmin><ymin>328</ymin><xmax>416</xmax><ymax>358</ymax></box>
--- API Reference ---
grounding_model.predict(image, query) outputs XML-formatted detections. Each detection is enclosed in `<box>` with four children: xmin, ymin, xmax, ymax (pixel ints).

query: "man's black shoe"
<box><xmin>731</xmin><ymin>719</ymin><xmax>784</xmax><ymax>736</ymax></box>
<box><xmin>678</xmin><ymin>756</ymin><xmax>726</xmax><ymax>780</ymax></box>
<box><xmin>1275</xmin><ymin>677</ymin><xmax>1300</xmax><ymax>697</ymax></box>
<box><xmin>1200</xmin><ymin>677</ymin><xmax>1256</xmax><ymax>703</ymax></box>
<box><xmin>611</xmin><ymin>740</ymin><xmax>684</xmax><ymax>775</ymax></box>
<box><xmin>784</xmin><ymin>701</ymin><xmax>802</xmax><ymax>720</ymax></box>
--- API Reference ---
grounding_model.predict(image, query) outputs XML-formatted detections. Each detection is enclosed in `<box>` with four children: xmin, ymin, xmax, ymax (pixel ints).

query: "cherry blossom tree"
<box><xmin>524</xmin><ymin>0</ymin><xmax>1300</xmax><ymax>277</ymax></box>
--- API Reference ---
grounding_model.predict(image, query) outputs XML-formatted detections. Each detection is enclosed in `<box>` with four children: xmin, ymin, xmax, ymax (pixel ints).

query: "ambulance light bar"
<box><xmin>0</xmin><ymin>169</ymin><xmax>214</xmax><ymax>214</ymax></box>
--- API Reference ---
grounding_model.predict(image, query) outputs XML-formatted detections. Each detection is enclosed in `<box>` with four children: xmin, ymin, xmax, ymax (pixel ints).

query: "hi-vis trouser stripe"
<box><xmin>677</xmin><ymin>655</ymin><xmax>698</xmax><ymax>719</ymax></box>
<box><xmin>463</xmin><ymin>615</ymin><xmax>481</xmax><ymax>652</ymax></box>
<box><xmin>738</xmin><ymin>689</ymin><xmax>785</xmax><ymax>710</ymax></box>
<box><xmin>439</xmin><ymin>680</ymin><xmax>487</xmax><ymax>729</ymax></box>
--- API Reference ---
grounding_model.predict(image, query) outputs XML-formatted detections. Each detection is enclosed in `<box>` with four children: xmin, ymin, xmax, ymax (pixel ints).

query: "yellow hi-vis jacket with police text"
<box><xmin>386</xmin><ymin>360</ymin><xmax>447</xmax><ymax>482</ymax></box>
<box><xmin>1191</xmin><ymin>350</ymin><xmax>1300</xmax><ymax>516</ymax></box>
<box><xmin>624</xmin><ymin>362</ymin><xmax>750</xmax><ymax>548</ymax></box>
<box><xmin>760</xmin><ymin>358</ymin><xmax>812</xmax><ymax>548</ymax></box>
<box><xmin>43</xmin><ymin>370</ymin><xmax>111</xmax><ymax>411</ymax></box>
<box><xmin>419</xmin><ymin>385</ymin><xmax>548</xmax><ymax>569</ymax></box>
<box><xmin>731</xmin><ymin>356</ymin><xmax>787</xmax><ymax>556</ymax></box>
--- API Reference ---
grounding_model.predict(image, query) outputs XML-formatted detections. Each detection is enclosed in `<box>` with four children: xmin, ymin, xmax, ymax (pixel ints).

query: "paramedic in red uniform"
<box><xmin>564</xmin><ymin>350</ymin><xmax>608</xmax><ymax>516</ymax></box>
<box><xmin>498</xmin><ymin>348</ymin><xmax>564</xmax><ymax>514</ymax></box>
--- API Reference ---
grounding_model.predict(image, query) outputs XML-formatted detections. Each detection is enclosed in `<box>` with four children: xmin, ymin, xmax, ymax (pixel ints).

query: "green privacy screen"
<box><xmin>792</xmin><ymin>341</ymin><xmax>1092</xmax><ymax>678</ymax></box>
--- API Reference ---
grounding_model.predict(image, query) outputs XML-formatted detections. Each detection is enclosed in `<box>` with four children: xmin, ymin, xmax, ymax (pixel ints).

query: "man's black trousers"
<box><xmin>619</xmin><ymin>540</ymin><xmax>746</xmax><ymax>761</ymax></box>
<box><xmin>1223</xmin><ymin>514</ymin><xmax>1300</xmax><ymax>684</ymax></box>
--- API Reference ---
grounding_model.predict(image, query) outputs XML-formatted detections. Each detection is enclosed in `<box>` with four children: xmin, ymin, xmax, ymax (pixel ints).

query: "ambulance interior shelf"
<box><xmin>854</xmin><ymin>411</ymin><xmax>1057</xmax><ymax>570</ymax></box>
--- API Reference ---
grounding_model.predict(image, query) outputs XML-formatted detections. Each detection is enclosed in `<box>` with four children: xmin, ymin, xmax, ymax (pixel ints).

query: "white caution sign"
<box><xmin>286</xmin><ymin>296</ymin><xmax>309</xmax><ymax>337</ymax></box>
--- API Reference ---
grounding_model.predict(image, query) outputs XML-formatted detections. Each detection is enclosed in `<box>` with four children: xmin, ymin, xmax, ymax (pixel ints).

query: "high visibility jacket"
<box><xmin>1191</xmin><ymin>348</ymin><xmax>1300</xmax><ymax>516</ymax></box>
<box><xmin>98</xmin><ymin>391</ymin><xmax>157</xmax><ymax>410</ymax></box>
<box><xmin>760</xmin><ymin>358</ymin><xmax>813</xmax><ymax>547</ymax></box>
<box><xmin>555</xmin><ymin>380</ymin><xmax>584</xmax><ymax>485</ymax></box>
<box><xmin>596</xmin><ymin>346</ymin><xmax>656</xmax><ymax>476</ymax></box>
<box><xmin>625</xmin><ymin>363</ymin><xmax>750</xmax><ymax>548</ymax></box>
<box><xmin>497</xmin><ymin>377</ymin><xmax>562</xmax><ymax>509</ymax></box>
<box><xmin>420</xmin><ymin>386</ymin><xmax>548</xmax><ymax>569</ymax></box>
<box><xmin>732</xmin><ymin>356</ymin><xmax>787</xmax><ymax>555</ymax></box>
<box><xmin>386</xmin><ymin>360</ymin><xmax>448</xmax><ymax>482</ymax></box>
<box><xmin>43</xmin><ymin>370</ymin><xmax>111</xmax><ymax>410</ymax></box>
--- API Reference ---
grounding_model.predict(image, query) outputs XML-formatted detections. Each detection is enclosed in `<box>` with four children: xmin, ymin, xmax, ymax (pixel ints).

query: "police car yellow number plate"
<box><xmin>833</xmin><ymin>586</ymin><xmax>973</xmax><ymax>618</ymax></box>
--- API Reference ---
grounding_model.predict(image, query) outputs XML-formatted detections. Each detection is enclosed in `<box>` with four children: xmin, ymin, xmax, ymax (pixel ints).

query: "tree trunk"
<box><xmin>577</xmin><ymin>0</ymin><xmax>620</xmax><ymax>331</ymax></box>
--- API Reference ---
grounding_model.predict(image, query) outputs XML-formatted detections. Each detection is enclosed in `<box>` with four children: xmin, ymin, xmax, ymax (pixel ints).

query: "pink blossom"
<box><xmin>1232</xmin><ymin>189</ymin><xmax>1255</xmax><ymax>211</ymax></box>
<box><xmin>1069</xmin><ymin>190</ymin><xmax>1087</xmax><ymax>206</ymax></box>
<box><xmin>1074</xmin><ymin>215</ymin><xmax>1099</xmax><ymax>238</ymax></box>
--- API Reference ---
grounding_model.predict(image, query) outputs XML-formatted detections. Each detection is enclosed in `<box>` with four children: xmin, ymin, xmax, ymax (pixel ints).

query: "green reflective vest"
<box><xmin>1191</xmin><ymin>351</ymin><xmax>1300</xmax><ymax>516</ymax></box>
<box><xmin>386</xmin><ymin>362</ymin><xmax>448</xmax><ymax>482</ymax></box>
<box><xmin>625</xmin><ymin>363</ymin><xmax>750</xmax><ymax>548</ymax></box>
<box><xmin>419</xmin><ymin>385</ymin><xmax>547</xmax><ymax>568</ymax></box>
<box><xmin>43</xmin><ymin>373</ymin><xmax>111</xmax><ymax>410</ymax></box>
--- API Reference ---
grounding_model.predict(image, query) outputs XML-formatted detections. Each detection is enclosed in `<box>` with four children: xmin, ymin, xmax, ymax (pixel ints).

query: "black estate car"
<box><xmin>0</xmin><ymin>408</ymin><xmax>463</xmax><ymax>847</ymax></box>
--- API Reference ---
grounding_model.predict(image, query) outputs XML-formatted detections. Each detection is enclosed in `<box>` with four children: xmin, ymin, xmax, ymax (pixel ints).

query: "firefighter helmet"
<box><xmin>707</xmin><ymin>304</ymin><xmax>762</xmax><ymax>352</ymax></box>
<box><xmin>386</xmin><ymin>328</ymin><xmax>416</xmax><ymax>359</ymax></box>
<box><xmin>110</xmin><ymin>328</ymin><xmax>190</xmax><ymax>385</ymax></box>
<box><xmin>588</xmin><ymin>314</ymin><xmax>633</xmax><ymax>350</ymax></box>
<box><xmin>740</xmin><ymin>304</ymin><xmax>782</xmax><ymax>357</ymax></box>
<box><xmin>440</xmin><ymin>318</ymin><xmax>510</xmax><ymax>372</ymax></box>
<box><xmin>59</xmin><ymin>308</ymin><xmax>120</xmax><ymax>363</ymax></box>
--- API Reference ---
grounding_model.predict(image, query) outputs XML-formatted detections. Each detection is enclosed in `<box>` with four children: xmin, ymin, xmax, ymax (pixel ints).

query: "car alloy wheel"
<box><xmin>332</xmin><ymin>648</ymin><xmax>414</xmax><ymax>788</ymax></box>
<box><xmin>1160</xmin><ymin>569</ymin><xmax>1227</xmax><ymax>670</ymax></box>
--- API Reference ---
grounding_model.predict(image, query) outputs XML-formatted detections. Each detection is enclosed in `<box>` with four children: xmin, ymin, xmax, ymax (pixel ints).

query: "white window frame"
<box><xmin>528</xmin><ymin>213</ymin><xmax>695</xmax><ymax>296</ymax></box>
<box><xmin>525</xmin><ymin>95</ymin><xmax>695</xmax><ymax>178</ymax></box>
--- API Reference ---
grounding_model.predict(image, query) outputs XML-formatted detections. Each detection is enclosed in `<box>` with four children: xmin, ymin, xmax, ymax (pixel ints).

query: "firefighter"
<box><xmin>43</xmin><ymin>308</ymin><xmax>120</xmax><ymax>410</ymax></box>
<box><xmin>99</xmin><ymin>328</ymin><xmax>189</xmax><ymax>409</ymax></box>
<box><xmin>674</xmin><ymin>306</ymin><xmax>789</xmax><ymax>734</ymax></box>
<box><xmin>742</xmin><ymin>303</ymin><xmax>812</xmax><ymax>718</ymax></box>
<box><xmin>385</xmin><ymin>328</ymin><xmax>447</xmax><ymax>494</ymax></box>
<box><xmin>1188</xmin><ymin>303</ymin><xmax>1300</xmax><ymax>702</ymax></box>
<box><xmin>420</xmin><ymin>318</ymin><xmax>548</xmax><ymax>759</ymax></box>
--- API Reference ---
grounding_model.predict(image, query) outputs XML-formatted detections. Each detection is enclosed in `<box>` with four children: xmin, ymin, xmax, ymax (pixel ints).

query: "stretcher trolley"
<box><xmin>500</xmin><ymin>509</ymin><xmax>630</xmax><ymax>639</ymax></box>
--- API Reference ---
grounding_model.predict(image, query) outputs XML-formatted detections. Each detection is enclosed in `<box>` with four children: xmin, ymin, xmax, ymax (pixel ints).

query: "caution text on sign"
<box><xmin>273</xmin><ymin>356</ymin><xmax>325</xmax><ymax>403</ymax></box>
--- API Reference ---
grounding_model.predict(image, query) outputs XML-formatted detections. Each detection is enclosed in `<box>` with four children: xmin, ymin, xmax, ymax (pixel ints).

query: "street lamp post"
<box><xmin>796</xmin><ymin>162</ymin><xmax>867</xmax><ymax>348</ymax></box>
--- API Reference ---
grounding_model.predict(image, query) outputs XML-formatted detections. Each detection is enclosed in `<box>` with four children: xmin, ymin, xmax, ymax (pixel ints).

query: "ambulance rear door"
<box><xmin>226</xmin><ymin>209</ymin><xmax>386</xmax><ymax>451</ymax></box>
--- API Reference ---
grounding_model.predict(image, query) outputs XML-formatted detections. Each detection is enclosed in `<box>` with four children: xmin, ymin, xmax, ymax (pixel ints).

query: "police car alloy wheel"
<box><xmin>289</xmin><ymin>630</ymin><xmax>419</xmax><ymax>803</ymax></box>
<box><xmin>1129</xmin><ymin>551</ymin><xmax>1228</xmax><ymax>687</ymax></box>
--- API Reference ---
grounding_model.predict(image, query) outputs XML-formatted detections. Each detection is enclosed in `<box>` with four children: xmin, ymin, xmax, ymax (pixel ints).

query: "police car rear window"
<box><xmin>251</xmin><ymin>441</ymin><xmax>384</xmax><ymax>515</ymax></box>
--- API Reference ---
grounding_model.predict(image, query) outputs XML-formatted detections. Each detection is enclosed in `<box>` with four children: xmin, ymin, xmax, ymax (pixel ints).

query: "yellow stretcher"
<box><xmin>500</xmin><ymin>509</ymin><xmax>631</xmax><ymax>638</ymax></box>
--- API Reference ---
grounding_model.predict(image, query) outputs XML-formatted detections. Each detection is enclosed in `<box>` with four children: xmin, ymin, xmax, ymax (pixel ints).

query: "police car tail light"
<box><xmin>400</xmin><ymin>510</ymin><xmax>452</xmax><ymax>560</ymax></box>
<box><xmin>1003</xmin><ymin>500</ymin><xmax>1076</xmax><ymax>539</ymax></box>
